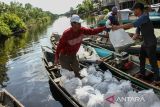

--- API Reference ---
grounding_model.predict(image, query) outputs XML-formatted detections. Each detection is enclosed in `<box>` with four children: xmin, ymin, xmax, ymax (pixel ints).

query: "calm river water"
<box><xmin>0</xmin><ymin>16</ymin><xmax>96</xmax><ymax>107</ymax></box>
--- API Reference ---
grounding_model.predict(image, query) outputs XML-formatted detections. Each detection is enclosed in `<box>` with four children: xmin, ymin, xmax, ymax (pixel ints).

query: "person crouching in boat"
<box><xmin>112</xmin><ymin>3</ymin><xmax>160</xmax><ymax>85</ymax></box>
<box><xmin>106</xmin><ymin>6</ymin><xmax>119</xmax><ymax>26</ymax></box>
<box><xmin>54</xmin><ymin>14</ymin><xmax>109</xmax><ymax>78</ymax></box>
<box><xmin>104</xmin><ymin>6</ymin><xmax>120</xmax><ymax>42</ymax></box>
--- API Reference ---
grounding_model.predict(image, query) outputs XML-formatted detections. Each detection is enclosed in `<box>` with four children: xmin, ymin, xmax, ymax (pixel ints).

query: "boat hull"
<box><xmin>0</xmin><ymin>89</ymin><xmax>24</xmax><ymax>107</ymax></box>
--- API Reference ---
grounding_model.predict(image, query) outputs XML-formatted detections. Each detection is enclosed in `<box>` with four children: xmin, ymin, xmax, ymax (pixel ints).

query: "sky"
<box><xmin>0</xmin><ymin>0</ymin><xmax>84</xmax><ymax>14</ymax></box>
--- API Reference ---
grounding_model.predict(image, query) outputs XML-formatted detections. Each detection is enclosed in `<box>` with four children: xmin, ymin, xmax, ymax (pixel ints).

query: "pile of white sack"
<box><xmin>60</xmin><ymin>65</ymin><xmax>160</xmax><ymax>107</ymax></box>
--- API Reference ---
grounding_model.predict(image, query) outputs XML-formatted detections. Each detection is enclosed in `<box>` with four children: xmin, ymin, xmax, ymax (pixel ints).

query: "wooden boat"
<box><xmin>41</xmin><ymin>45</ymin><xmax>145</xmax><ymax>107</ymax></box>
<box><xmin>97</xmin><ymin>16</ymin><xmax>160</xmax><ymax>28</ymax></box>
<box><xmin>82</xmin><ymin>42</ymin><xmax>160</xmax><ymax>95</ymax></box>
<box><xmin>82</xmin><ymin>35</ymin><xmax>160</xmax><ymax>60</ymax></box>
<box><xmin>41</xmin><ymin>46</ymin><xmax>82</xmax><ymax>107</ymax></box>
<box><xmin>0</xmin><ymin>89</ymin><xmax>24</xmax><ymax>107</ymax></box>
<box><xmin>49</xmin><ymin>33</ymin><xmax>160</xmax><ymax>95</ymax></box>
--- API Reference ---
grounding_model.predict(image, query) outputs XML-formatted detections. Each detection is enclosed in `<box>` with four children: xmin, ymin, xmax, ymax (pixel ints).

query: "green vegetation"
<box><xmin>0</xmin><ymin>20</ymin><xmax>12</xmax><ymax>36</ymax></box>
<box><xmin>0</xmin><ymin>13</ymin><xmax>26</xmax><ymax>34</ymax></box>
<box><xmin>0</xmin><ymin>2</ymin><xmax>57</xmax><ymax>37</ymax></box>
<box><xmin>103</xmin><ymin>9</ymin><xmax>109</xmax><ymax>15</ymax></box>
<box><xmin>77</xmin><ymin>0</ymin><xmax>94</xmax><ymax>15</ymax></box>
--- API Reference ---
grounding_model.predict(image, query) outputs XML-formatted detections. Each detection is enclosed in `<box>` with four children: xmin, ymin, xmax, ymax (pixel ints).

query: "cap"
<box><xmin>112</xmin><ymin>6</ymin><xmax>118</xmax><ymax>13</ymax></box>
<box><xmin>70</xmin><ymin>14</ymin><xmax>83</xmax><ymax>23</ymax></box>
<box><xmin>132</xmin><ymin>2</ymin><xmax>144</xmax><ymax>10</ymax></box>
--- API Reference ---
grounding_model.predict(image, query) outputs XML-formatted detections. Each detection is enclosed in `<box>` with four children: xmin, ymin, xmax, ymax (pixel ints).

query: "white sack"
<box><xmin>87</xmin><ymin>65</ymin><xmax>97</xmax><ymax>75</ymax></box>
<box><xmin>104</xmin><ymin>70</ymin><xmax>113</xmax><ymax>81</ymax></box>
<box><xmin>63</xmin><ymin>77</ymin><xmax>82</xmax><ymax>95</ymax></box>
<box><xmin>138</xmin><ymin>89</ymin><xmax>160</xmax><ymax>107</ymax></box>
<box><xmin>108</xmin><ymin>83</ymin><xmax>120</xmax><ymax>92</ymax></box>
<box><xmin>150</xmin><ymin>102</ymin><xmax>160</xmax><ymax>107</ymax></box>
<box><xmin>93</xmin><ymin>81</ymin><xmax>110</xmax><ymax>94</ymax></box>
<box><xmin>105</xmin><ymin>89</ymin><xmax>126</xmax><ymax>106</ymax></box>
<box><xmin>80</xmin><ymin>68</ymin><xmax>88</xmax><ymax>77</ymax></box>
<box><xmin>123</xmin><ymin>90</ymin><xmax>160</xmax><ymax>107</ymax></box>
<box><xmin>118</xmin><ymin>80</ymin><xmax>133</xmax><ymax>93</ymax></box>
<box><xmin>110</xmin><ymin>102</ymin><xmax>123</xmax><ymax>107</ymax></box>
<box><xmin>94</xmin><ymin>71</ymin><xmax>104</xmax><ymax>80</ymax></box>
<box><xmin>60</xmin><ymin>68</ymin><xmax>75</xmax><ymax>79</ymax></box>
<box><xmin>75</xmin><ymin>86</ymin><xmax>95</xmax><ymax>106</ymax></box>
<box><xmin>87</xmin><ymin>90</ymin><xmax>110</xmax><ymax>107</ymax></box>
<box><xmin>109</xmin><ymin>29</ymin><xmax>134</xmax><ymax>48</ymax></box>
<box><xmin>82</xmin><ymin>74</ymin><xmax>102</xmax><ymax>86</ymax></box>
<box><xmin>124</xmin><ymin>91</ymin><xmax>139</xmax><ymax>107</ymax></box>
<box><xmin>77</xmin><ymin>46</ymin><xmax>85</xmax><ymax>59</ymax></box>
<box><xmin>111</xmin><ymin>77</ymin><xmax>120</xmax><ymax>84</ymax></box>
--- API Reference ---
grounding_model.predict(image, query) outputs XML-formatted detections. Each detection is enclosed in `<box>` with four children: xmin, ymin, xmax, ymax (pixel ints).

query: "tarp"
<box><xmin>94</xmin><ymin>48</ymin><xmax>112</xmax><ymax>58</ymax></box>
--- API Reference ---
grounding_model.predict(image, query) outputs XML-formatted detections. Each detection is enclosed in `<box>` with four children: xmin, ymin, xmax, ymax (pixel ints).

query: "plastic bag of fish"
<box><xmin>62</xmin><ymin>77</ymin><xmax>82</xmax><ymax>95</ymax></box>
<box><xmin>60</xmin><ymin>65</ymin><xmax>160</xmax><ymax>107</ymax></box>
<box><xmin>60</xmin><ymin>68</ymin><xmax>75</xmax><ymax>79</ymax></box>
<box><xmin>124</xmin><ymin>89</ymin><xmax>160</xmax><ymax>107</ymax></box>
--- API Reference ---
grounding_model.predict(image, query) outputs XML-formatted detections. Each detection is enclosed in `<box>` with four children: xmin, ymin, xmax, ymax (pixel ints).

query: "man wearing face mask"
<box><xmin>54</xmin><ymin>14</ymin><xmax>109</xmax><ymax>78</ymax></box>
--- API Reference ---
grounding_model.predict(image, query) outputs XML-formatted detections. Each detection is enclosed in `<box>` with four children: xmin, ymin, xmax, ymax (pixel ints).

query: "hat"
<box><xmin>132</xmin><ymin>2</ymin><xmax>144</xmax><ymax>10</ymax></box>
<box><xmin>112</xmin><ymin>6</ymin><xmax>118</xmax><ymax>13</ymax></box>
<box><xmin>70</xmin><ymin>14</ymin><xmax>83</xmax><ymax>23</ymax></box>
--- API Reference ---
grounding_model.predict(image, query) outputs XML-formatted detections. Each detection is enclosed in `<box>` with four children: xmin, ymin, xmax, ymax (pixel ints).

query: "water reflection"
<box><xmin>0</xmin><ymin>16</ymin><xmax>96</xmax><ymax>107</ymax></box>
<box><xmin>0</xmin><ymin>25</ymin><xmax>48</xmax><ymax>86</ymax></box>
<box><xmin>0</xmin><ymin>19</ymin><xmax>63</xmax><ymax>107</ymax></box>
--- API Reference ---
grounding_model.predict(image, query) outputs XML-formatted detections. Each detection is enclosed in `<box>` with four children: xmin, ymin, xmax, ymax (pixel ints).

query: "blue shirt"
<box><xmin>133</xmin><ymin>14</ymin><xmax>150</xmax><ymax>27</ymax></box>
<box><xmin>105</xmin><ymin>13</ymin><xmax>119</xmax><ymax>32</ymax></box>
<box><xmin>132</xmin><ymin>13</ymin><xmax>157</xmax><ymax>46</ymax></box>
<box><xmin>108</xmin><ymin>13</ymin><xmax>119</xmax><ymax>25</ymax></box>
<box><xmin>133</xmin><ymin>14</ymin><xmax>150</xmax><ymax>34</ymax></box>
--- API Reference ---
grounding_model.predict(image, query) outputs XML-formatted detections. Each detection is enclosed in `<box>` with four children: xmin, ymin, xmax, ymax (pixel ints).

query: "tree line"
<box><xmin>75</xmin><ymin>0</ymin><xmax>152</xmax><ymax>16</ymax></box>
<box><xmin>0</xmin><ymin>2</ymin><xmax>57</xmax><ymax>37</ymax></box>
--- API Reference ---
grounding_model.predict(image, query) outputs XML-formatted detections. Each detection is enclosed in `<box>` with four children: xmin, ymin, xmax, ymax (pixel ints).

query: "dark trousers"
<box><xmin>59</xmin><ymin>54</ymin><xmax>81</xmax><ymax>77</ymax></box>
<box><xmin>139</xmin><ymin>45</ymin><xmax>159</xmax><ymax>80</ymax></box>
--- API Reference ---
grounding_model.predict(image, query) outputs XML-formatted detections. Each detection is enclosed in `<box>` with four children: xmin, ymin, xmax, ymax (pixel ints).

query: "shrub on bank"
<box><xmin>103</xmin><ymin>9</ymin><xmax>109</xmax><ymax>15</ymax></box>
<box><xmin>0</xmin><ymin>20</ymin><xmax>12</xmax><ymax>37</ymax></box>
<box><xmin>0</xmin><ymin>13</ymin><xmax>27</xmax><ymax>33</ymax></box>
<box><xmin>0</xmin><ymin>2</ymin><xmax>57</xmax><ymax>38</ymax></box>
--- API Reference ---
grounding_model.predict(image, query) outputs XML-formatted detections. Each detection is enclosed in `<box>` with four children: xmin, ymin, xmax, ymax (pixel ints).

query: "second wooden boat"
<box><xmin>0</xmin><ymin>89</ymin><xmax>24</xmax><ymax>107</ymax></box>
<box><xmin>82</xmin><ymin>35</ymin><xmax>160</xmax><ymax>60</ymax></box>
<box><xmin>84</xmin><ymin>42</ymin><xmax>160</xmax><ymax>95</ymax></box>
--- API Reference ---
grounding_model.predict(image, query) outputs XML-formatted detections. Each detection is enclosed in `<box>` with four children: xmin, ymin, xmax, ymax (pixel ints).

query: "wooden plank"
<box><xmin>54</xmin><ymin>78</ymin><xmax>61</xmax><ymax>83</ymax></box>
<box><xmin>48</xmin><ymin>76</ymin><xmax>81</xmax><ymax>107</ymax></box>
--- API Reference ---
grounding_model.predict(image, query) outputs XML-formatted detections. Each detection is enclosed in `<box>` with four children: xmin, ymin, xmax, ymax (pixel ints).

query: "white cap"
<box><xmin>70</xmin><ymin>14</ymin><xmax>83</xmax><ymax>23</ymax></box>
